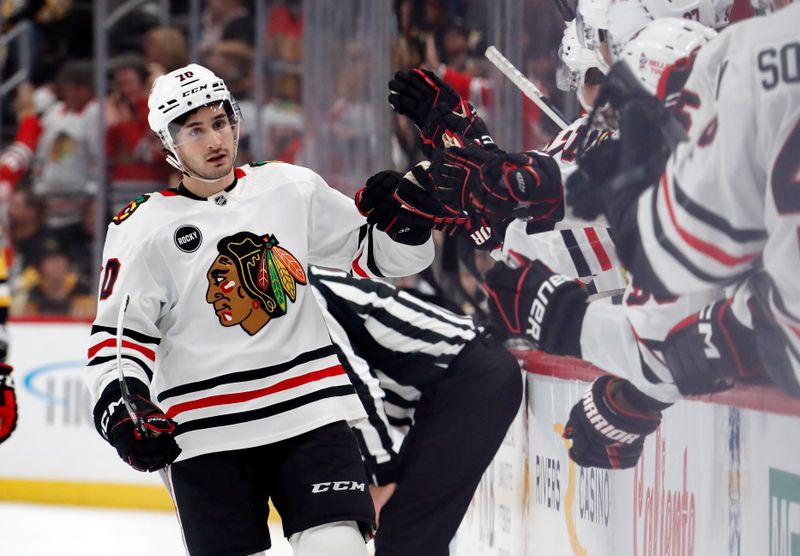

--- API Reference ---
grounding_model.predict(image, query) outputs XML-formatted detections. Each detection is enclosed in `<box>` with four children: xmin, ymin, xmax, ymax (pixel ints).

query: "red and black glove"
<box><xmin>663</xmin><ymin>298</ymin><xmax>765</xmax><ymax>396</ymax></box>
<box><xmin>388</xmin><ymin>68</ymin><xmax>496</xmax><ymax>156</ymax></box>
<box><xmin>0</xmin><ymin>364</ymin><xmax>18</xmax><ymax>445</ymax></box>
<box><xmin>94</xmin><ymin>378</ymin><xmax>181</xmax><ymax>472</ymax></box>
<box><xmin>483</xmin><ymin>258</ymin><xmax>587</xmax><ymax>356</ymax></box>
<box><xmin>356</xmin><ymin>167</ymin><xmax>456</xmax><ymax>246</ymax></box>
<box><xmin>430</xmin><ymin>145</ymin><xmax>563</xmax><ymax>223</ymax></box>
<box><xmin>563</xmin><ymin>376</ymin><xmax>669</xmax><ymax>469</ymax></box>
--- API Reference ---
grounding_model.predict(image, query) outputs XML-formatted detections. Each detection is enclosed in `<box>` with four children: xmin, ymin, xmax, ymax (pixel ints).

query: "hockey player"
<box><xmin>485</xmin><ymin>18</ymin><xmax>734</xmax><ymax>470</ymax></box>
<box><xmin>570</xmin><ymin>2</ymin><xmax>800</xmax><ymax>397</ymax></box>
<box><xmin>308</xmin><ymin>265</ymin><xmax>522</xmax><ymax>556</ymax></box>
<box><xmin>85</xmin><ymin>64</ymin><xmax>435</xmax><ymax>556</ymax></box>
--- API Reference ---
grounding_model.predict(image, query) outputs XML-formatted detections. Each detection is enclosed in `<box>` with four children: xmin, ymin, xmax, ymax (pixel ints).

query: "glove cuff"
<box><xmin>594</xmin><ymin>375</ymin><xmax>662</xmax><ymax>436</ymax></box>
<box><xmin>540</xmin><ymin>279</ymin><xmax>588</xmax><ymax>358</ymax></box>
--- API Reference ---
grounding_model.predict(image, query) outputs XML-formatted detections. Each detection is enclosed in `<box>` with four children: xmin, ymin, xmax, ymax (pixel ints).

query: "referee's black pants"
<box><xmin>374</xmin><ymin>333</ymin><xmax>523</xmax><ymax>556</ymax></box>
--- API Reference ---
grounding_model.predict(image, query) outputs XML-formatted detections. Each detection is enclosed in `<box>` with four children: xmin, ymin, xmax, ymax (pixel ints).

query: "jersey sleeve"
<box><xmin>634</xmin><ymin>31</ymin><xmax>766</xmax><ymax>295</ymax></box>
<box><xmin>85</xmin><ymin>224</ymin><xmax>171</xmax><ymax>405</ymax></box>
<box><xmin>304</xmin><ymin>169</ymin><xmax>434</xmax><ymax>278</ymax></box>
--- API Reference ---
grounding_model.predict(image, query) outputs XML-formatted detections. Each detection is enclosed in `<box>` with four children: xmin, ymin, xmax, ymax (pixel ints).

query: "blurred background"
<box><xmin>0</xmin><ymin>0</ymin><xmax>575</xmax><ymax>320</ymax></box>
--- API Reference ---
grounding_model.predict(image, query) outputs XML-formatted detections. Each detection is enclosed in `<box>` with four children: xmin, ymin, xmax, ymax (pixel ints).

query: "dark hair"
<box><xmin>56</xmin><ymin>60</ymin><xmax>94</xmax><ymax>87</ymax></box>
<box><xmin>112</xmin><ymin>54</ymin><xmax>150</xmax><ymax>84</ymax></box>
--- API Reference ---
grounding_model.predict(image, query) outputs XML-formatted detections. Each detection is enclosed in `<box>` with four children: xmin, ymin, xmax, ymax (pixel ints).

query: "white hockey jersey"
<box><xmin>634</xmin><ymin>4</ymin><xmax>800</xmax><ymax>384</ymax></box>
<box><xmin>85</xmin><ymin>162</ymin><xmax>434</xmax><ymax>462</ymax></box>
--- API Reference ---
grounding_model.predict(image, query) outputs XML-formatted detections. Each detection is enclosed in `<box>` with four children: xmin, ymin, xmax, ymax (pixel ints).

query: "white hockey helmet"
<box><xmin>576</xmin><ymin>0</ymin><xmax>613</xmax><ymax>49</ymax></box>
<box><xmin>607</xmin><ymin>0</ymin><xmax>731</xmax><ymax>60</ymax></box>
<box><xmin>619</xmin><ymin>18</ymin><xmax>717</xmax><ymax>94</ymax></box>
<box><xmin>147</xmin><ymin>63</ymin><xmax>242</xmax><ymax>176</ymax></box>
<box><xmin>557</xmin><ymin>20</ymin><xmax>610</xmax><ymax>109</ymax></box>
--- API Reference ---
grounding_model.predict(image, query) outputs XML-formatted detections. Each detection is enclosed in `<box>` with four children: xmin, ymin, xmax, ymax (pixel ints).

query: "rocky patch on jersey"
<box><xmin>113</xmin><ymin>194</ymin><xmax>150</xmax><ymax>225</ymax></box>
<box><xmin>206</xmin><ymin>231</ymin><xmax>307</xmax><ymax>335</ymax></box>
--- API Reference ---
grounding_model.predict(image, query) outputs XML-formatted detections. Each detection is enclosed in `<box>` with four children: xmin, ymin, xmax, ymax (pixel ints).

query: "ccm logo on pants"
<box><xmin>311</xmin><ymin>481</ymin><xmax>366</xmax><ymax>494</ymax></box>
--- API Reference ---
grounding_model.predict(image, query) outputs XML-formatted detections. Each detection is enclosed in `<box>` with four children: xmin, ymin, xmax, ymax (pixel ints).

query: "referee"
<box><xmin>309</xmin><ymin>267</ymin><xmax>522</xmax><ymax>556</ymax></box>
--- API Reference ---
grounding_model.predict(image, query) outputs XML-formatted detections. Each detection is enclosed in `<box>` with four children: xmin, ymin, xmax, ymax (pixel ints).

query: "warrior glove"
<box><xmin>564</xmin><ymin>376</ymin><xmax>669</xmax><ymax>469</ymax></box>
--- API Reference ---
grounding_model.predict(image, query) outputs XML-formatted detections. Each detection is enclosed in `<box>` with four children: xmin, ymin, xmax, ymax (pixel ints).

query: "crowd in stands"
<box><xmin>0</xmin><ymin>0</ymin><xmax>565</xmax><ymax>318</ymax></box>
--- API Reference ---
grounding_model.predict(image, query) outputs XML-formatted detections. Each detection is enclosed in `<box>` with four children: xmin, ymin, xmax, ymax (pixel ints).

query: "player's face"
<box><xmin>206</xmin><ymin>255</ymin><xmax>250</xmax><ymax>327</ymax></box>
<box><xmin>173</xmin><ymin>104</ymin><xmax>236</xmax><ymax>181</ymax></box>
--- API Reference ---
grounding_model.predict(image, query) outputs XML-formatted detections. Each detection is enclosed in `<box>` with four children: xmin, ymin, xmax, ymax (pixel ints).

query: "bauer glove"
<box><xmin>94</xmin><ymin>378</ymin><xmax>181</xmax><ymax>472</ymax></box>
<box><xmin>0</xmin><ymin>364</ymin><xmax>18</xmax><ymax>445</ymax></box>
<box><xmin>430</xmin><ymin>145</ymin><xmax>563</xmax><ymax>223</ymax></box>
<box><xmin>563</xmin><ymin>376</ymin><xmax>669</xmax><ymax>469</ymax></box>
<box><xmin>484</xmin><ymin>258</ymin><xmax>587</xmax><ymax>356</ymax></box>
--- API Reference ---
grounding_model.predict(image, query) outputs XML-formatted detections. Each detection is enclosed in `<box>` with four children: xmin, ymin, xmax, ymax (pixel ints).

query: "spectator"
<box><xmin>266</xmin><ymin>0</ymin><xmax>302</xmax><ymax>64</ymax></box>
<box><xmin>106</xmin><ymin>54</ymin><xmax>173</xmax><ymax>212</ymax></box>
<box><xmin>197</xmin><ymin>0</ymin><xmax>254</xmax><ymax>59</ymax></box>
<box><xmin>142</xmin><ymin>26</ymin><xmax>188</xmax><ymax>77</ymax></box>
<box><xmin>392</xmin><ymin>0</ymin><xmax>425</xmax><ymax>69</ymax></box>
<box><xmin>8</xmin><ymin>189</ymin><xmax>48</xmax><ymax>277</ymax></box>
<box><xmin>30</xmin><ymin>59</ymin><xmax>100</xmax><ymax>229</ymax></box>
<box><xmin>260</xmin><ymin>71</ymin><xmax>303</xmax><ymax>163</ymax></box>
<box><xmin>20</xmin><ymin>235</ymin><xmax>93</xmax><ymax>317</ymax></box>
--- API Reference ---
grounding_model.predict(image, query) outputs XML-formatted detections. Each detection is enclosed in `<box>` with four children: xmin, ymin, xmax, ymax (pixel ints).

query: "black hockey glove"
<box><xmin>484</xmin><ymin>258</ymin><xmax>587</xmax><ymax>356</ymax></box>
<box><xmin>563</xmin><ymin>376</ymin><xmax>669</xmax><ymax>469</ymax></box>
<box><xmin>430</xmin><ymin>145</ymin><xmax>563</xmax><ymax>223</ymax></box>
<box><xmin>663</xmin><ymin>298</ymin><xmax>764</xmax><ymax>396</ymax></box>
<box><xmin>94</xmin><ymin>378</ymin><xmax>181</xmax><ymax>472</ymax></box>
<box><xmin>0</xmin><ymin>364</ymin><xmax>18</xmax><ymax>445</ymax></box>
<box><xmin>388</xmin><ymin>68</ymin><xmax>496</xmax><ymax>156</ymax></box>
<box><xmin>355</xmin><ymin>163</ymin><xmax>467</xmax><ymax>245</ymax></box>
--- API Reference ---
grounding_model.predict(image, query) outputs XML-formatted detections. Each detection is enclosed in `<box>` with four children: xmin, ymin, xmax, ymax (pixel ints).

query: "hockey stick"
<box><xmin>116</xmin><ymin>292</ymin><xmax>146</xmax><ymax>436</ymax></box>
<box><xmin>485</xmin><ymin>45</ymin><xmax>570</xmax><ymax>131</ymax></box>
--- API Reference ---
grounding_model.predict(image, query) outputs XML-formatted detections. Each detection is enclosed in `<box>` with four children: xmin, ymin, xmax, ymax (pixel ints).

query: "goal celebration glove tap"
<box><xmin>356</xmin><ymin>164</ymin><xmax>473</xmax><ymax>246</ymax></box>
<box><xmin>93</xmin><ymin>378</ymin><xmax>181</xmax><ymax>472</ymax></box>
<box><xmin>388</xmin><ymin>68</ymin><xmax>496</xmax><ymax>156</ymax></box>
<box><xmin>483</xmin><ymin>257</ymin><xmax>587</xmax><ymax>356</ymax></box>
<box><xmin>563</xmin><ymin>376</ymin><xmax>669</xmax><ymax>469</ymax></box>
<box><xmin>430</xmin><ymin>145</ymin><xmax>563</xmax><ymax>224</ymax></box>
<box><xmin>0</xmin><ymin>364</ymin><xmax>18</xmax><ymax>445</ymax></box>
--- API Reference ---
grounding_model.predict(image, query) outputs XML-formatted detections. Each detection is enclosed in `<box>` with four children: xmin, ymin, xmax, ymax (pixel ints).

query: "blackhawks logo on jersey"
<box><xmin>205</xmin><ymin>231</ymin><xmax>307</xmax><ymax>335</ymax></box>
<box><xmin>113</xmin><ymin>194</ymin><xmax>150</xmax><ymax>225</ymax></box>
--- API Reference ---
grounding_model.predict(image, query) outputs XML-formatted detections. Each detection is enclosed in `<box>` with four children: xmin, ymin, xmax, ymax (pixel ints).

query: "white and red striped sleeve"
<box><xmin>85</xmin><ymin>223</ymin><xmax>170</xmax><ymax>403</ymax></box>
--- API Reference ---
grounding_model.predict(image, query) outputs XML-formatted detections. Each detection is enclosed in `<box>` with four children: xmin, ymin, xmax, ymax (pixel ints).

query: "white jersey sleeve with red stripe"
<box><xmin>579</xmin><ymin>285</ymin><xmax>723</xmax><ymax>403</ymax></box>
<box><xmin>499</xmin><ymin>219</ymin><xmax>627</xmax><ymax>294</ymax></box>
<box><xmin>633</xmin><ymin>5</ymin><xmax>800</xmax><ymax>382</ymax></box>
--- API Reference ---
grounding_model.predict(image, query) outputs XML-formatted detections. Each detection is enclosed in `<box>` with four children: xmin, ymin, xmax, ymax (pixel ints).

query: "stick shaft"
<box><xmin>116</xmin><ymin>292</ymin><xmax>146</xmax><ymax>435</ymax></box>
<box><xmin>485</xmin><ymin>45</ymin><xmax>570</xmax><ymax>130</ymax></box>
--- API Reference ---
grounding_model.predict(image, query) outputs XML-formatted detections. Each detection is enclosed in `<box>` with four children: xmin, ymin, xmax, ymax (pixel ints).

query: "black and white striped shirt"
<box><xmin>309</xmin><ymin>266</ymin><xmax>478</xmax><ymax>484</ymax></box>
